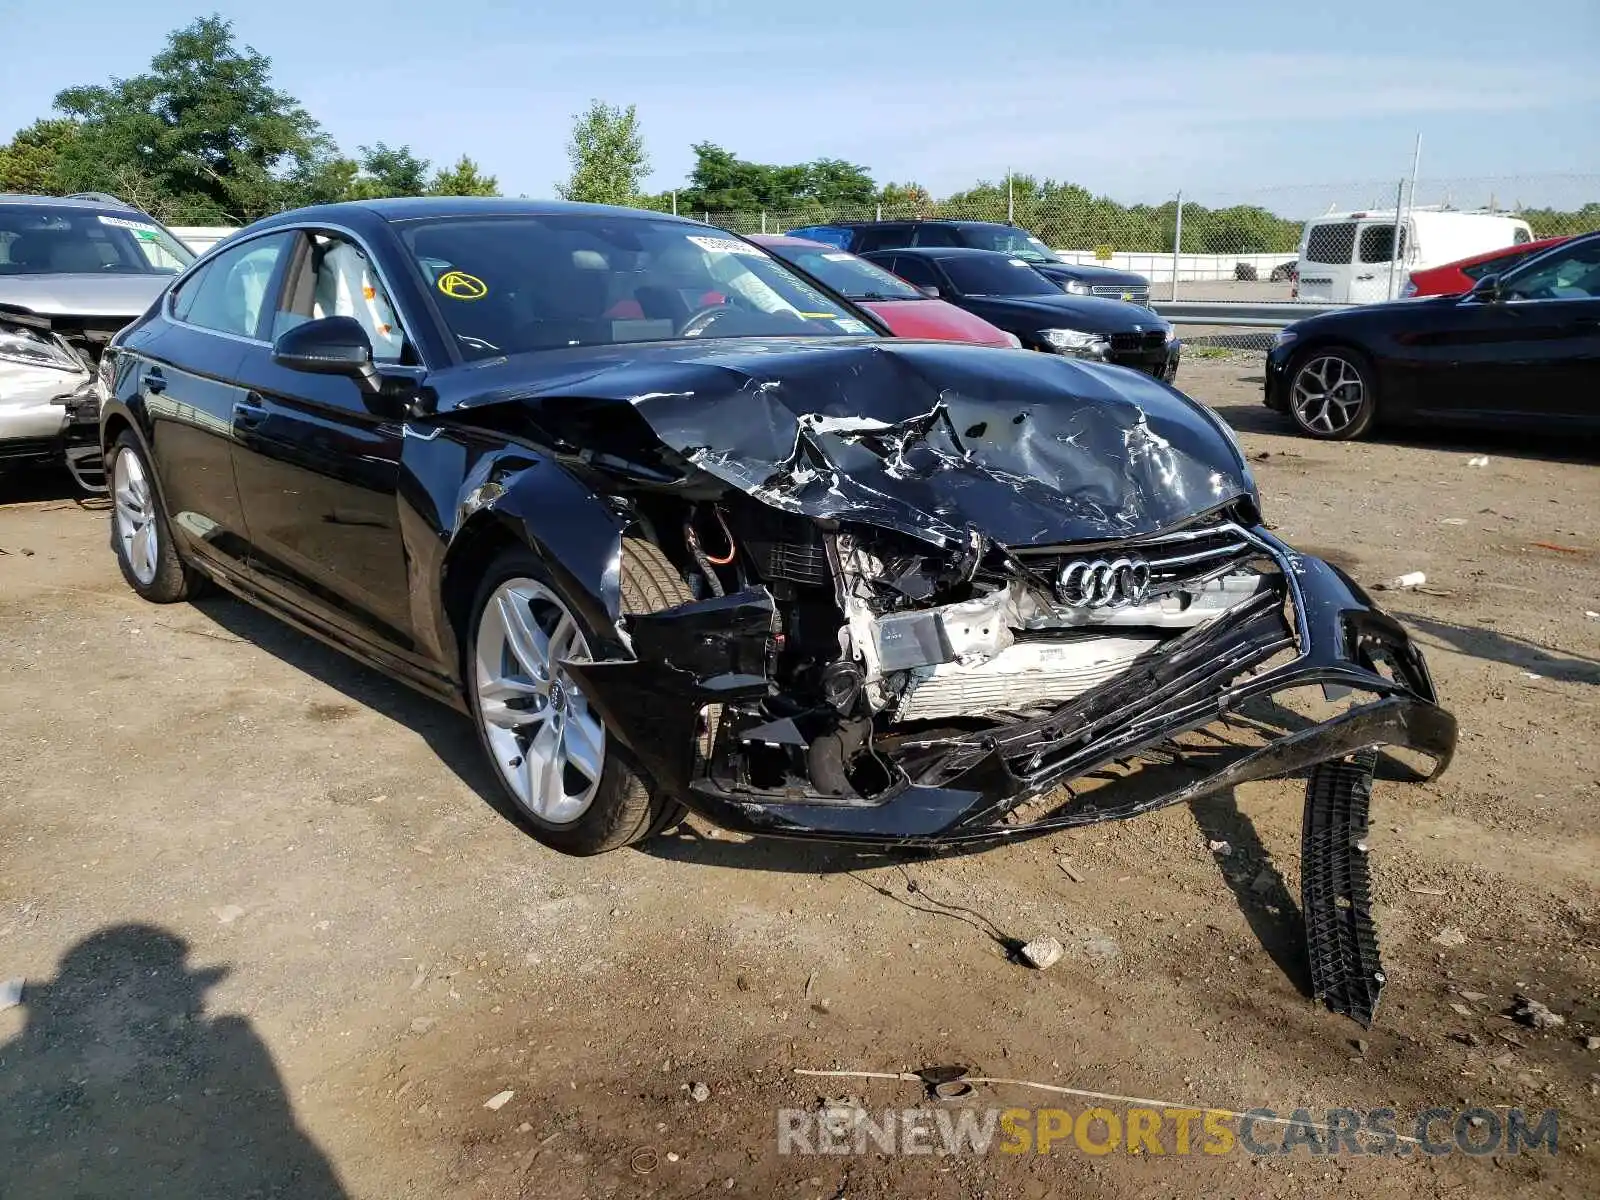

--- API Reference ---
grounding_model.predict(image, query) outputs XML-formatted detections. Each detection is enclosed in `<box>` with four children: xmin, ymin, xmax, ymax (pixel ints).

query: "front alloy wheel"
<box><xmin>1289</xmin><ymin>350</ymin><xmax>1375</xmax><ymax>440</ymax></box>
<box><xmin>474</xmin><ymin>579</ymin><xmax>608</xmax><ymax>825</ymax></box>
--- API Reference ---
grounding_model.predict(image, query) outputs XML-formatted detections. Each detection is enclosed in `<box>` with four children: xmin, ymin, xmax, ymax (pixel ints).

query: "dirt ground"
<box><xmin>1</xmin><ymin>357</ymin><xmax>1597</xmax><ymax>1199</ymax></box>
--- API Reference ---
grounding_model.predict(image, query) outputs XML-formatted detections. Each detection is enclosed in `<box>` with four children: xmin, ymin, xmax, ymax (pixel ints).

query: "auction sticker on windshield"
<box><xmin>97</xmin><ymin>214</ymin><xmax>161</xmax><ymax>233</ymax></box>
<box><xmin>687</xmin><ymin>235</ymin><xmax>765</xmax><ymax>257</ymax></box>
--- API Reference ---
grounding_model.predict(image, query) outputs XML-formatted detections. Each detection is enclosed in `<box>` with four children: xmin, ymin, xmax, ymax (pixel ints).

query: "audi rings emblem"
<box><xmin>1057</xmin><ymin>557</ymin><xmax>1152</xmax><ymax>608</ymax></box>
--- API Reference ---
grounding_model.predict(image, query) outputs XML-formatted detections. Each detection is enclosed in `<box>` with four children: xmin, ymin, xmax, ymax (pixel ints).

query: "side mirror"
<box><xmin>918</xmin><ymin>285</ymin><xmax>941</xmax><ymax>299</ymax></box>
<box><xmin>1467</xmin><ymin>273</ymin><xmax>1503</xmax><ymax>303</ymax></box>
<box><xmin>273</xmin><ymin>315</ymin><xmax>380</xmax><ymax>392</ymax></box>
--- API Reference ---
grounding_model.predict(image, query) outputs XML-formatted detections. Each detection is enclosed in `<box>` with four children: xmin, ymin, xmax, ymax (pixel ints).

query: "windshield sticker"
<box><xmin>437</xmin><ymin>270</ymin><xmax>488</xmax><ymax>300</ymax></box>
<box><xmin>822</xmin><ymin>252</ymin><xmax>854</xmax><ymax>261</ymax></box>
<box><xmin>1008</xmin><ymin>258</ymin><xmax>1029</xmax><ymax>267</ymax></box>
<box><xmin>833</xmin><ymin>317</ymin><xmax>872</xmax><ymax>334</ymax></box>
<box><xmin>687</xmin><ymin>235</ymin><xmax>765</xmax><ymax>257</ymax></box>
<box><xmin>97</xmin><ymin>214</ymin><xmax>160</xmax><ymax>233</ymax></box>
<box><xmin>132</xmin><ymin>229</ymin><xmax>161</xmax><ymax>241</ymax></box>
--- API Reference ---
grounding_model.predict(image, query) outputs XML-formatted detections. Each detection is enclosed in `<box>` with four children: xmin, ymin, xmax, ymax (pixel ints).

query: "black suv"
<box><xmin>786</xmin><ymin>219</ymin><xmax>1151</xmax><ymax>303</ymax></box>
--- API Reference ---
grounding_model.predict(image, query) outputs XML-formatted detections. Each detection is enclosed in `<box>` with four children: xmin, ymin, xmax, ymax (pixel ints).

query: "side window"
<box><xmin>913</xmin><ymin>225</ymin><xmax>962</xmax><ymax>247</ymax></box>
<box><xmin>1502</xmin><ymin>241</ymin><xmax>1600</xmax><ymax>301</ymax></box>
<box><xmin>852</xmin><ymin>225</ymin><xmax>910</xmax><ymax>253</ymax></box>
<box><xmin>308</xmin><ymin>234</ymin><xmax>407</xmax><ymax>362</ymax></box>
<box><xmin>170</xmin><ymin>233</ymin><xmax>291</xmax><ymax>338</ymax></box>
<box><xmin>1358</xmin><ymin>224</ymin><xmax>1407</xmax><ymax>263</ymax></box>
<box><xmin>1461</xmin><ymin>251</ymin><xmax>1519</xmax><ymax>282</ymax></box>
<box><xmin>891</xmin><ymin>257</ymin><xmax>940</xmax><ymax>290</ymax></box>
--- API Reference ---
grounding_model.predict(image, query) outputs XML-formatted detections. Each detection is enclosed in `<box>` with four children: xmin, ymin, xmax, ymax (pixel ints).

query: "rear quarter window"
<box><xmin>1305</xmin><ymin>223</ymin><xmax>1357</xmax><ymax>265</ymax></box>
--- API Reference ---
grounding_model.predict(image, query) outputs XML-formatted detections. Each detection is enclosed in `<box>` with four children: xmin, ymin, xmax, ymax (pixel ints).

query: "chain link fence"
<box><xmin>671</xmin><ymin>173</ymin><xmax>1598</xmax><ymax>304</ymax></box>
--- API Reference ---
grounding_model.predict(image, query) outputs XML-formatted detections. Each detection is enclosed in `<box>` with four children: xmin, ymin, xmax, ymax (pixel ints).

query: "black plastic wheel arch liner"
<box><xmin>561</xmin><ymin>525</ymin><xmax>1456</xmax><ymax>849</ymax></box>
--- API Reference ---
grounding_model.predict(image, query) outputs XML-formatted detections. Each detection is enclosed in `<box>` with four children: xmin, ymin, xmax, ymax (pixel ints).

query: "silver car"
<box><xmin>0</xmin><ymin>193</ymin><xmax>193</xmax><ymax>490</ymax></box>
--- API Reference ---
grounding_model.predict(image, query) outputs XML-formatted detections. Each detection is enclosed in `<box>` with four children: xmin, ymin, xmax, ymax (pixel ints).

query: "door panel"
<box><xmin>229</xmin><ymin>350</ymin><xmax>415</xmax><ymax>652</ymax></box>
<box><xmin>121</xmin><ymin>320</ymin><xmax>252</xmax><ymax>572</ymax></box>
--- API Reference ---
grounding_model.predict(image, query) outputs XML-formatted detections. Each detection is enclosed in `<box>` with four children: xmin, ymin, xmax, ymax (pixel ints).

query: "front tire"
<box><xmin>1287</xmin><ymin>346</ymin><xmax>1376</xmax><ymax>440</ymax></box>
<box><xmin>466</xmin><ymin>538</ymin><xmax>692</xmax><ymax>855</ymax></box>
<box><xmin>109</xmin><ymin>432</ymin><xmax>199</xmax><ymax>603</ymax></box>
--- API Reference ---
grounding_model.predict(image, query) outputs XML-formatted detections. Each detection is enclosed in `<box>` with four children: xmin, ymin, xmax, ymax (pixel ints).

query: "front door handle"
<box><xmin>1354</xmin><ymin>274</ymin><xmax>1375</xmax><ymax>281</ymax></box>
<box><xmin>144</xmin><ymin>367</ymin><xmax>167</xmax><ymax>394</ymax></box>
<box><xmin>233</xmin><ymin>401</ymin><xmax>267</xmax><ymax>431</ymax></box>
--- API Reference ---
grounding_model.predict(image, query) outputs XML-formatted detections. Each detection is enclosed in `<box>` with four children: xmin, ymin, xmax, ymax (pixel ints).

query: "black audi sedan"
<box><xmin>859</xmin><ymin>247</ymin><xmax>1180</xmax><ymax>379</ymax></box>
<box><xmin>1265</xmin><ymin>230</ymin><xmax>1600</xmax><ymax>440</ymax></box>
<box><xmin>99</xmin><ymin>198</ymin><xmax>1453</xmax><ymax>1018</ymax></box>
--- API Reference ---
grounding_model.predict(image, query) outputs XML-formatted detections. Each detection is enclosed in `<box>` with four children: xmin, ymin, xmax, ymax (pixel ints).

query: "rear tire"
<box><xmin>108</xmin><ymin>432</ymin><xmax>201</xmax><ymax>603</ymax></box>
<box><xmin>467</xmin><ymin>538</ymin><xmax>692</xmax><ymax>855</ymax></box>
<box><xmin>1286</xmin><ymin>346</ymin><xmax>1376</xmax><ymax>440</ymax></box>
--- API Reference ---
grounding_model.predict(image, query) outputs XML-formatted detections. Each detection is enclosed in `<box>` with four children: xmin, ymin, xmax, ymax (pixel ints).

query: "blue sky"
<box><xmin>5</xmin><ymin>0</ymin><xmax>1597</xmax><ymax>209</ymax></box>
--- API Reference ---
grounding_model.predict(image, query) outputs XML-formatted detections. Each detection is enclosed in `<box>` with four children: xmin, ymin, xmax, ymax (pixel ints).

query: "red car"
<box><xmin>1401</xmin><ymin>235</ymin><xmax>1570</xmax><ymax>298</ymax></box>
<box><xmin>749</xmin><ymin>235</ymin><xmax>1018</xmax><ymax>347</ymax></box>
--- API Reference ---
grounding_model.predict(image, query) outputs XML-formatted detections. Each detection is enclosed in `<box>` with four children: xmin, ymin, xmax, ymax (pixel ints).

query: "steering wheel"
<box><xmin>676</xmin><ymin>304</ymin><xmax>738</xmax><ymax>338</ymax></box>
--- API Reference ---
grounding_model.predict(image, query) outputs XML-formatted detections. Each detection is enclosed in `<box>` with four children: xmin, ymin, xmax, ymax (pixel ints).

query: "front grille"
<box><xmin>1092</xmin><ymin>284</ymin><xmax>1150</xmax><ymax>303</ymax></box>
<box><xmin>1109</xmin><ymin>330</ymin><xmax>1168</xmax><ymax>354</ymax></box>
<box><xmin>1011</xmin><ymin>525</ymin><xmax>1258</xmax><ymax>595</ymax></box>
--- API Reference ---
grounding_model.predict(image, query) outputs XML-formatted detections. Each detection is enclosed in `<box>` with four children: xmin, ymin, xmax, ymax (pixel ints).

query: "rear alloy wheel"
<box><xmin>109</xmin><ymin>432</ymin><xmax>199</xmax><ymax>602</ymax></box>
<box><xmin>466</xmin><ymin>540</ymin><xmax>692</xmax><ymax>855</ymax></box>
<box><xmin>1288</xmin><ymin>348</ymin><xmax>1376</xmax><ymax>440</ymax></box>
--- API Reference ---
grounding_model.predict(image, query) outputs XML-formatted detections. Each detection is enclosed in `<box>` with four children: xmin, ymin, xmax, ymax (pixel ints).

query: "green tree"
<box><xmin>0</xmin><ymin>119</ymin><xmax>80</xmax><ymax>194</ymax></box>
<box><xmin>556</xmin><ymin>100</ymin><xmax>649</xmax><ymax>205</ymax></box>
<box><xmin>49</xmin><ymin>15</ymin><xmax>343</xmax><ymax>222</ymax></box>
<box><xmin>343</xmin><ymin>142</ymin><xmax>431</xmax><ymax>199</ymax></box>
<box><xmin>676</xmin><ymin>143</ymin><xmax>876</xmax><ymax>216</ymax></box>
<box><xmin>429</xmin><ymin>155</ymin><xmax>499</xmax><ymax>197</ymax></box>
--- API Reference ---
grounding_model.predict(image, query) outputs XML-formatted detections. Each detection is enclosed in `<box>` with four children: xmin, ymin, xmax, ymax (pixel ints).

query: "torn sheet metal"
<box><xmin>448</xmin><ymin>338</ymin><xmax>1256</xmax><ymax>549</ymax></box>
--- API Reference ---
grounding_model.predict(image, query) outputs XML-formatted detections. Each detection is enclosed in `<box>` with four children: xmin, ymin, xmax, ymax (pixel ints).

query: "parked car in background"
<box><xmin>785</xmin><ymin>219</ymin><xmax>1152</xmax><ymax>303</ymax></box>
<box><xmin>0</xmin><ymin>192</ymin><xmax>193</xmax><ymax>490</ymax></box>
<box><xmin>1294</xmin><ymin>208</ymin><xmax>1534</xmax><ymax>305</ymax></box>
<box><xmin>1269</xmin><ymin>261</ymin><xmax>1298</xmax><ymax>283</ymax></box>
<box><xmin>1400</xmin><ymin>235</ymin><xmax>1572</xmax><ymax>298</ymax></box>
<box><xmin>749</xmin><ymin>235</ymin><xmax>1017</xmax><ymax>347</ymax></box>
<box><xmin>1266</xmin><ymin>231</ymin><xmax>1600</xmax><ymax>439</ymax></box>
<box><xmin>861</xmin><ymin>247</ymin><xmax>1179</xmax><ymax>379</ymax></box>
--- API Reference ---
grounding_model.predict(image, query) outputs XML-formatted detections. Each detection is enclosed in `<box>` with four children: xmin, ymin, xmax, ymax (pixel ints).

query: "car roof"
<box><xmin>252</xmin><ymin>196</ymin><xmax>700</xmax><ymax>229</ymax></box>
<box><xmin>0</xmin><ymin>192</ymin><xmax>146</xmax><ymax>213</ymax></box>
<box><xmin>1425</xmin><ymin>234</ymin><xmax>1572</xmax><ymax>272</ymax></box>
<box><xmin>863</xmin><ymin>246</ymin><xmax>1024</xmax><ymax>260</ymax></box>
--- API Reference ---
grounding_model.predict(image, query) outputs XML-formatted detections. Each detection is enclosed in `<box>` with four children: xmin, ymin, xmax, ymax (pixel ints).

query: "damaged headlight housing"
<box><xmin>1041</xmin><ymin>328</ymin><xmax>1109</xmax><ymax>357</ymax></box>
<box><xmin>0</xmin><ymin>321</ymin><xmax>81</xmax><ymax>372</ymax></box>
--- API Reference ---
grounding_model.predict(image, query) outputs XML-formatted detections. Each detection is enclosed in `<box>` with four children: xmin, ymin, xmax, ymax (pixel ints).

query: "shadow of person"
<box><xmin>0</xmin><ymin>924</ymin><xmax>347</xmax><ymax>1200</ymax></box>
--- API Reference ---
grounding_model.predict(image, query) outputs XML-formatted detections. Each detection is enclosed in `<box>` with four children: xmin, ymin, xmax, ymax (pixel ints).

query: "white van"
<box><xmin>1294</xmin><ymin>209</ymin><xmax>1534</xmax><ymax>304</ymax></box>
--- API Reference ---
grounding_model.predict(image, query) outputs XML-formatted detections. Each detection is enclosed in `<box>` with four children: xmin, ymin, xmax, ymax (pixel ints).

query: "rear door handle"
<box><xmin>144</xmin><ymin>367</ymin><xmax>167</xmax><ymax>394</ymax></box>
<box><xmin>1354</xmin><ymin>274</ymin><xmax>1375</xmax><ymax>281</ymax></box>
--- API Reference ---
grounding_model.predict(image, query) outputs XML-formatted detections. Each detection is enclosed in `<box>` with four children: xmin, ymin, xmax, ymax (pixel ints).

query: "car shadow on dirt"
<box><xmin>1397</xmin><ymin>611</ymin><xmax>1600</xmax><ymax>685</ymax></box>
<box><xmin>0</xmin><ymin>923</ymin><xmax>347</xmax><ymax>1199</ymax></box>
<box><xmin>189</xmin><ymin>594</ymin><xmax>512</xmax><ymax>814</ymax></box>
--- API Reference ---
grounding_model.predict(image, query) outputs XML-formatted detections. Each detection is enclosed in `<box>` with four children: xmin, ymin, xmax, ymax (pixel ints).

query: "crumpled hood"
<box><xmin>450</xmin><ymin>337</ymin><xmax>1254</xmax><ymax>549</ymax></box>
<box><xmin>0</xmin><ymin>273</ymin><xmax>170</xmax><ymax>320</ymax></box>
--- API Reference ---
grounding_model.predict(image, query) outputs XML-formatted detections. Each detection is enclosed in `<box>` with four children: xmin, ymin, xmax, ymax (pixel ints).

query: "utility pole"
<box><xmin>1006</xmin><ymin>169</ymin><xmax>1014</xmax><ymax>224</ymax></box>
<box><xmin>671</xmin><ymin>190</ymin><xmax>677</xmax><ymax>216</ymax></box>
<box><xmin>1170</xmin><ymin>191</ymin><xmax>1184</xmax><ymax>302</ymax></box>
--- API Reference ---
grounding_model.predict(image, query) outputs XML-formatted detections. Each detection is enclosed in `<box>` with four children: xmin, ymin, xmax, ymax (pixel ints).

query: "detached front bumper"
<box><xmin>566</xmin><ymin>526</ymin><xmax>1454</xmax><ymax>848</ymax></box>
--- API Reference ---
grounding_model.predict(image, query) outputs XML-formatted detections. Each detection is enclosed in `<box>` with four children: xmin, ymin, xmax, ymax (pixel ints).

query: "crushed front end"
<box><xmin>566</xmin><ymin>508</ymin><xmax>1453</xmax><ymax>1026</ymax></box>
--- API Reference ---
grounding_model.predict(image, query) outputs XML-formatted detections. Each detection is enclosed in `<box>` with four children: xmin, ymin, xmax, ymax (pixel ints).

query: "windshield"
<box><xmin>941</xmin><ymin>255</ymin><xmax>1062</xmax><ymax>297</ymax></box>
<box><xmin>0</xmin><ymin>205</ymin><xmax>193</xmax><ymax>276</ymax></box>
<box><xmin>777</xmin><ymin>247</ymin><xmax>923</xmax><ymax>301</ymax></box>
<box><xmin>403</xmin><ymin>216</ymin><xmax>876</xmax><ymax>359</ymax></box>
<box><xmin>958</xmin><ymin>226</ymin><xmax>1060</xmax><ymax>263</ymax></box>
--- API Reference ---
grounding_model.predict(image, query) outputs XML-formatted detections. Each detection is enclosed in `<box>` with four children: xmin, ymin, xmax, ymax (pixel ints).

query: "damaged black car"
<box><xmin>102</xmin><ymin>199</ymin><xmax>1456</xmax><ymax>1023</ymax></box>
